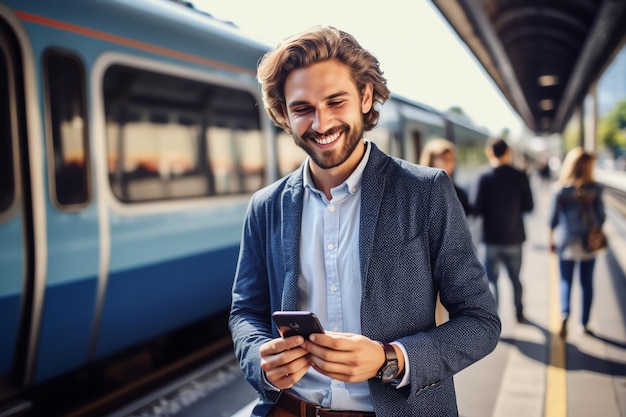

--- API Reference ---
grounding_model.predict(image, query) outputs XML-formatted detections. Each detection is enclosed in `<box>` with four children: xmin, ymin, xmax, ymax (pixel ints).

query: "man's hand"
<box><xmin>305</xmin><ymin>332</ymin><xmax>401</xmax><ymax>383</ymax></box>
<box><xmin>259</xmin><ymin>336</ymin><xmax>311</xmax><ymax>389</ymax></box>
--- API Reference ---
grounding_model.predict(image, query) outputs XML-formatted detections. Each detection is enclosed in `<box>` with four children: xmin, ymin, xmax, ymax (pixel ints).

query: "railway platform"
<box><xmin>453</xmin><ymin>176</ymin><xmax>626</xmax><ymax>417</ymax></box>
<box><xmin>105</xmin><ymin>174</ymin><xmax>626</xmax><ymax>417</ymax></box>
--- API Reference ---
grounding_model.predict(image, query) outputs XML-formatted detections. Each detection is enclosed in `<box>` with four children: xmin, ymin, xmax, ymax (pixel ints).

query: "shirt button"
<box><xmin>327</xmin><ymin>243</ymin><xmax>334</xmax><ymax>250</ymax></box>
<box><xmin>332</xmin><ymin>326</ymin><xmax>339</xmax><ymax>332</ymax></box>
<box><xmin>332</xmin><ymin>379</ymin><xmax>341</xmax><ymax>386</ymax></box>
<box><xmin>330</xmin><ymin>284</ymin><xmax>337</xmax><ymax>291</ymax></box>
<box><xmin>329</xmin><ymin>205</ymin><xmax>335</xmax><ymax>212</ymax></box>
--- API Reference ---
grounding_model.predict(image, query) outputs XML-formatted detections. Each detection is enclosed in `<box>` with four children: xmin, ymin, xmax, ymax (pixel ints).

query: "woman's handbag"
<box><xmin>576</xmin><ymin>187</ymin><xmax>608</xmax><ymax>252</ymax></box>
<box><xmin>583</xmin><ymin>226</ymin><xmax>607</xmax><ymax>252</ymax></box>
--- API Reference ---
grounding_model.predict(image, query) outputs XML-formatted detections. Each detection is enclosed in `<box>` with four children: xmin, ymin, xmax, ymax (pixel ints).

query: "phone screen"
<box><xmin>272</xmin><ymin>311</ymin><xmax>325</xmax><ymax>339</ymax></box>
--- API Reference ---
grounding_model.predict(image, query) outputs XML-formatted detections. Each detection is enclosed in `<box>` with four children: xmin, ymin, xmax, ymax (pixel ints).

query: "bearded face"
<box><xmin>283</xmin><ymin>59</ymin><xmax>373</xmax><ymax>175</ymax></box>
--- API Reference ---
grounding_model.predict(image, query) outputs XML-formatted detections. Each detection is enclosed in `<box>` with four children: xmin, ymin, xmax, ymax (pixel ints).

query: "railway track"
<box><xmin>66</xmin><ymin>336</ymin><xmax>234</xmax><ymax>417</ymax></box>
<box><xmin>14</xmin><ymin>313</ymin><xmax>233</xmax><ymax>417</ymax></box>
<box><xmin>102</xmin><ymin>350</ymin><xmax>256</xmax><ymax>417</ymax></box>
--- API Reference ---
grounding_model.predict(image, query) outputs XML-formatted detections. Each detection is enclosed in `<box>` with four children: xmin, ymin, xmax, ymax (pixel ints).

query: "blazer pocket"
<box><xmin>414</xmin><ymin>380</ymin><xmax>442</xmax><ymax>396</ymax></box>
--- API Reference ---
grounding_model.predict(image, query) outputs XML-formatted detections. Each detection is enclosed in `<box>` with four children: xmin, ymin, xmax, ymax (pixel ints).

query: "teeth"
<box><xmin>314</xmin><ymin>131</ymin><xmax>341</xmax><ymax>145</ymax></box>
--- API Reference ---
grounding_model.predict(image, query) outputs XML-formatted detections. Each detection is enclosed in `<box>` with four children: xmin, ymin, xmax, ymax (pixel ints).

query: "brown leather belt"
<box><xmin>276</xmin><ymin>392</ymin><xmax>376</xmax><ymax>417</ymax></box>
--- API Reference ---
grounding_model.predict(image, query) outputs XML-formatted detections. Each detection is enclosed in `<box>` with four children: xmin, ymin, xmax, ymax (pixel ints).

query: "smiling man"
<box><xmin>228</xmin><ymin>25</ymin><xmax>501</xmax><ymax>417</ymax></box>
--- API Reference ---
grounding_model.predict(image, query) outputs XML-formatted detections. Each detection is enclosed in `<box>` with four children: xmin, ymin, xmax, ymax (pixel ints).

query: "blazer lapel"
<box><xmin>359</xmin><ymin>144</ymin><xmax>388</xmax><ymax>290</ymax></box>
<box><xmin>280</xmin><ymin>167</ymin><xmax>305</xmax><ymax>311</ymax></box>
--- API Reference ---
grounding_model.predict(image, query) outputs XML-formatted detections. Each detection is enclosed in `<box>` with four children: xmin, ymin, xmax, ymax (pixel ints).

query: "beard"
<box><xmin>293</xmin><ymin>122</ymin><xmax>364</xmax><ymax>170</ymax></box>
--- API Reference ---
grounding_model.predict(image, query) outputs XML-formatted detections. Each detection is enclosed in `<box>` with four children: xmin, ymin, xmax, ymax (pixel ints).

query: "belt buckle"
<box><xmin>314</xmin><ymin>405</ymin><xmax>334</xmax><ymax>417</ymax></box>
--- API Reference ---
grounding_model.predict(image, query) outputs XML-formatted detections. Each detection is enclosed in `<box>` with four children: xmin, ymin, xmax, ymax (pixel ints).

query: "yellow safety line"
<box><xmin>545</xmin><ymin>253</ymin><xmax>567</xmax><ymax>417</ymax></box>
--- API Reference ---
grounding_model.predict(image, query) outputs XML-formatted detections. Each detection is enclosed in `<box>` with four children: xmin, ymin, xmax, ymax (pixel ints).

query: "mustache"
<box><xmin>302</xmin><ymin>125</ymin><xmax>347</xmax><ymax>140</ymax></box>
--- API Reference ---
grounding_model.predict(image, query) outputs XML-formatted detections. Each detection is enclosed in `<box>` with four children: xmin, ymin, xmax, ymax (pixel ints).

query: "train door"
<box><xmin>0</xmin><ymin>17</ymin><xmax>33</xmax><ymax>407</ymax></box>
<box><xmin>402</xmin><ymin>121</ymin><xmax>423</xmax><ymax>164</ymax></box>
<box><xmin>1</xmin><ymin>13</ymin><xmax>99</xmax><ymax>407</ymax></box>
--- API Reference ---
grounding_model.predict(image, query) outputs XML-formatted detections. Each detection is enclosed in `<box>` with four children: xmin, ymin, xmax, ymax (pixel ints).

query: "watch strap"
<box><xmin>375</xmin><ymin>341</ymin><xmax>398</xmax><ymax>381</ymax></box>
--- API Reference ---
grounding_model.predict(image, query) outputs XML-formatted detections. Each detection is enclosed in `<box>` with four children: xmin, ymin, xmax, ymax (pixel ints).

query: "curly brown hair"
<box><xmin>256</xmin><ymin>25</ymin><xmax>390</xmax><ymax>133</ymax></box>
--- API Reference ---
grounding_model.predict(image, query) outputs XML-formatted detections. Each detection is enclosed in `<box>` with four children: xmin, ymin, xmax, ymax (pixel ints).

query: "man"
<box><xmin>229</xmin><ymin>26</ymin><xmax>501</xmax><ymax>417</ymax></box>
<box><xmin>472</xmin><ymin>138</ymin><xmax>534</xmax><ymax>323</ymax></box>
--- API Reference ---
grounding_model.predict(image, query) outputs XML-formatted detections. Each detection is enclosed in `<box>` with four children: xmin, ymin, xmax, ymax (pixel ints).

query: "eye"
<box><xmin>328</xmin><ymin>99</ymin><xmax>344</xmax><ymax>107</ymax></box>
<box><xmin>291</xmin><ymin>106</ymin><xmax>311</xmax><ymax>115</ymax></box>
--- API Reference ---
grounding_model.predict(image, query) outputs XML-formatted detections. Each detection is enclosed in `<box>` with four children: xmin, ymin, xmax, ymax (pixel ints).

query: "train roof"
<box><xmin>5</xmin><ymin>0</ymin><xmax>273</xmax><ymax>75</ymax></box>
<box><xmin>388</xmin><ymin>93</ymin><xmax>445</xmax><ymax>117</ymax></box>
<box><xmin>388</xmin><ymin>92</ymin><xmax>491</xmax><ymax>134</ymax></box>
<box><xmin>444</xmin><ymin>110</ymin><xmax>492</xmax><ymax>136</ymax></box>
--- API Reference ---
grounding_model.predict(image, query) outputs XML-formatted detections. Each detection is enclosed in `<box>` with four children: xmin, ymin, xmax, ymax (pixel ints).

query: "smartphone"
<box><xmin>272</xmin><ymin>311</ymin><xmax>325</xmax><ymax>339</ymax></box>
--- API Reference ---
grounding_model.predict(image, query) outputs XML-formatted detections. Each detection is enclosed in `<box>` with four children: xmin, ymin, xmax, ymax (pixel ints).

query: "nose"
<box><xmin>311</xmin><ymin>107</ymin><xmax>332</xmax><ymax>133</ymax></box>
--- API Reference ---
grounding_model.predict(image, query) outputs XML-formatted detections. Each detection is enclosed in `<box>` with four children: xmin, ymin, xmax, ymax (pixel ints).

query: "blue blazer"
<box><xmin>229</xmin><ymin>143</ymin><xmax>501</xmax><ymax>417</ymax></box>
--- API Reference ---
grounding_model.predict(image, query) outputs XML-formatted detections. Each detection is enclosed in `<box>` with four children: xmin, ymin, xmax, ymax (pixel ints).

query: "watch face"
<box><xmin>382</xmin><ymin>362</ymin><xmax>399</xmax><ymax>381</ymax></box>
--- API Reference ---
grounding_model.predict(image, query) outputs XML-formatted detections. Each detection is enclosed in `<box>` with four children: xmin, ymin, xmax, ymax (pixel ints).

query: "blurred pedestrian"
<box><xmin>472</xmin><ymin>138</ymin><xmax>534</xmax><ymax>323</ymax></box>
<box><xmin>537</xmin><ymin>159</ymin><xmax>552</xmax><ymax>188</ymax></box>
<box><xmin>548</xmin><ymin>147</ymin><xmax>606</xmax><ymax>338</ymax></box>
<box><xmin>420</xmin><ymin>138</ymin><xmax>471</xmax><ymax>215</ymax></box>
<box><xmin>229</xmin><ymin>25</ymin><xmax>501</xmax><ymax>417</ymax></box>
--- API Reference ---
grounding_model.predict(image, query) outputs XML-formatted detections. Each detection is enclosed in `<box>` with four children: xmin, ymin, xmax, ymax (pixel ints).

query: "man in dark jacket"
<box><xmin>472</xmin><ymin>138</ymin><xmax>534</xmax><ymax>323</ymax></box>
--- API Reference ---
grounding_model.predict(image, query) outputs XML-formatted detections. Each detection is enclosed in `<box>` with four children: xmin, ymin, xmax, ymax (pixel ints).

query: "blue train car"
<box><xmin>0</xmin><ymin>0</ymin><xmax>492</xmax><ymax>411</ymax></box>
<box><xmin>370</xmin><ymin>93</ymin><xmax>491</xmax><ymax>188</ymax></box>
<box><xmin>0</xmin><ymin>0</ymin><xmax>276</xmax><ymax>404</ymax></box>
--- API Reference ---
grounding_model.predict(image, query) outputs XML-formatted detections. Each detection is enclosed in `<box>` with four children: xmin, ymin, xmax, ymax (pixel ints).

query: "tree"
<box><xmin>563</xmin><ymin>116</ymin><xmax>581</xmax><ymax>152</ymax></box>
<box><xmin>447</xmin><ymin>106</ymin><xmax>466</xmax><ymax>116</ymax></box>
<box><xmin>598</xmin><ymin>100</ymin><xmax>626</xmax><ymax>158</ymax></box>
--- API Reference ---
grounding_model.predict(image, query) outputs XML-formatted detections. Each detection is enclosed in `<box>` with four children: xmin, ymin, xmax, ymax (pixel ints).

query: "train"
<box><xmin>0</xmin><ymin>0</ymin><xmax>491</xmax><ymax>413</ymax></box>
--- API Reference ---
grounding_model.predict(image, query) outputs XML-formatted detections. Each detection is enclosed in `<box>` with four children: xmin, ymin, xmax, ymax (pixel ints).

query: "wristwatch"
<box><xmin>374</xmin><ymin>341</ymin><xmax>400</xmax><ymax>383</ymax></box>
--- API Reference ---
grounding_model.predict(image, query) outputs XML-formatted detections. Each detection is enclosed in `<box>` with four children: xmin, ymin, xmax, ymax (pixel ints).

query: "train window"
<box><xmin>103</xmin><ymin>65</ymin><xmax>264</xmax><ymax>202</ymax></box>
<box><xmin>0</xmin><ymin>46</ymin><xmax>14</xmax><ymax>213</ymax></box>
<box><xmin>44</xmin><ymin>50</ymin><xmax>90</xmax><ymax>207</ymax></box>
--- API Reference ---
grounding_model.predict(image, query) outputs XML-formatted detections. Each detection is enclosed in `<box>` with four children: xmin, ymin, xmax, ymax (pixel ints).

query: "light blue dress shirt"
<box><xmin>291</xmin><ymin>141</ymin><xmax>409</xmax><ymax>411</ymax></box>
<box><xmin>295</xmin><ymin>142</ymin><xmax>371</xmax><ymax>410</ymax></box>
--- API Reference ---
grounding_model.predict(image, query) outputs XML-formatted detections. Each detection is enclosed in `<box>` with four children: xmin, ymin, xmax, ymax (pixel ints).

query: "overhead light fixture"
<box><xmin>538</xmin><ymin>75</ymin><xmax>559</xmax><ymax>86</ymax></box>
<box><xmin>540</xmin><ymin>99</ymin><xmax>554</xmax><ymax>110</ymax></box>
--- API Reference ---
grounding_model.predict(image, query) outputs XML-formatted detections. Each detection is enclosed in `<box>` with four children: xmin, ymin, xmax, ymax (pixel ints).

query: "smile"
<box><xmin>313</xmin><ymin>130</ymin><xmax>341</xmax><ymax>145</ymax></box>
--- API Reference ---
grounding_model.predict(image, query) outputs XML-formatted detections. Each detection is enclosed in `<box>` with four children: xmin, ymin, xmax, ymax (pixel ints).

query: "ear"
<box><xmin>361</xmin><ymin>83</ymin><xmax>373</xmax><ymax>114</ymax></box>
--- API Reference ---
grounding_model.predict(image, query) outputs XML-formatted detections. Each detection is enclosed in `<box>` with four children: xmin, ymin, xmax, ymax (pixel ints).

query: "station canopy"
<box><xmin>432</xmin><ymin>0</ymin><xmax>626</xmax><ymax>135</ymax></box>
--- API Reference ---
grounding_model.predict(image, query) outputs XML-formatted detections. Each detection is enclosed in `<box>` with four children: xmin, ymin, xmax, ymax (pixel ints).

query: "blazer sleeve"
<box><xmin>228</xmin><ymin>192</ymin><xmax>280</xmax><ymax>403</ymax></box>
<box><xmin>398</xmin><ymin>170</ymin><xmax>501</xmax><ymax>395</ymax></box>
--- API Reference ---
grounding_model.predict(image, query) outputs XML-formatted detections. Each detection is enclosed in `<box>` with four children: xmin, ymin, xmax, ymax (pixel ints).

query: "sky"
<box><xmin>192</xmin><ymin>0</ymin><xmax>526</xmax><ymax>138</ymax></box>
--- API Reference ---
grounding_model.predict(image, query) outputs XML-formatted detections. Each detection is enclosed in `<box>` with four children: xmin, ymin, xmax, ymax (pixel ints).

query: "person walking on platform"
<box><xmin>420</xmin><ymin>138</ymin><xmax>471</xmax><ymax>216</ymax></box>
<box><xmin>472</xmin><ymin>138</ymin><xmax>534</xmax><ymax>323</ymax></box>
<box><xmin>548</xmin><ymin>147</ymin><xmax>606</xmax><ymax>338</ymax></box>
<box><xmin>229</xmin><ymin>25</ymin><xmax>501</xmax><ymax>417</ymax></box>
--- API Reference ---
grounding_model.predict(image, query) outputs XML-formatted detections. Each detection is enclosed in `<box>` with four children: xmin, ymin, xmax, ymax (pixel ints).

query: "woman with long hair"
<box><xmin>420</xmin><ymin>138</ymin><xmax>471</xmax><ymax>215</ymax></box>
<box><xmin>548</xmin><ymin>147</ymin><xmax>606</xmax><ymax>338</ymax></box>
